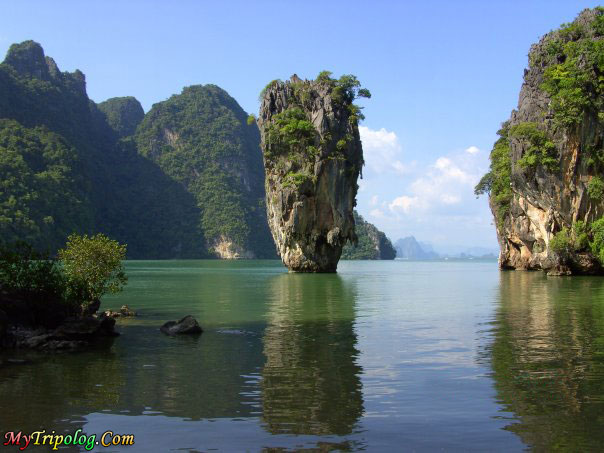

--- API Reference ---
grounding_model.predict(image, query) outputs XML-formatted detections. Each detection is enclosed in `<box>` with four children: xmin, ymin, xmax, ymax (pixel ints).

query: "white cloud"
<box><xmin>389</xmin><ymin>196</ymin><xmax>422</xmax><ymax>214</ymax></box>
<box><xmin>370</xmin><ymin>195</ymin><xmax>379</xmax><ymax>206</ymax></box>
<box><xmin>359</xmin><ymin>126</ymin><xmax>409</xmax><ymax>175</ymax></box>
<box><xmin>465</xmin><ymin>146</ymin><xmax>480</xmax><ymax>154</ymax></box>
<box><xmin>440</xmin><ymin>194</ymin><xmax>461</xmax><ymax>204</ymax></box>
<box><xmin>386</xmin><ymin>151</ymin><xmax>481</xmax><ymax>217</ymax></box>
<box><xmin>369</xmin><ymin>208</ymin><xmax>386</xmax><ymax>219</ymax></box>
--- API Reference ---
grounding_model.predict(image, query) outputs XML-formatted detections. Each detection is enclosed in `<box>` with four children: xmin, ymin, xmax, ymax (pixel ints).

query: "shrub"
<box><xmin>590</xmin><ymin>217</ymin><xmax>604</xmax><ymax>264</ymax></box>
<box><xmin>0</xmin><ymin>241</ymin><xmax>66</xmax><ymax>302</ymax></box>
<box><xmin>587</xmin><ymin>176</ymin><xmax>604</xmax><ymax>200</ymax></box>
<box><xmin>550</xmin><ymin>228</ymin><xmax>573</xmax><ymax>261</ymax></box>
<box><xmin>58</xmin><ymin>233</ymin><xmax>127</xmax><ymax>303</ymax></box>
<box><xmin>475</xmin><ymin>125</ymin><xmax>512</xmax><ymax>228</ymax></box>
<box><xmin>509</xmin><ymin>122</ymin><xmax>558</xmax><ymax>171</ymax></box>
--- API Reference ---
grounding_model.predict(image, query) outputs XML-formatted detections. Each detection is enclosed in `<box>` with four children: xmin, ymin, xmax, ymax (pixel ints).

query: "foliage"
<box><xmin>315</xmin><ymin>71</ymin><xmax>371</xmax><ymax>123</ymax></box>
<box><xmin>587</xmin><ymin>176</ymin><xmax>604</xmax><ymax>200</ymax></box>
<box><xmin>282</xmin><ymin>172</ymin><xmax>314</xmax><ymax>189</ymax></box>
<box><xmin>539</xmin><ymin>11</ymin><xmax>604</xmax><ymax>131</ymax></box>
<box><xmin>509</xmin><ymin>122</ymin><xmax>558</xmax><ymax>171</ymax></box>
<box><xmin>97</xmin><ymin>97</ymin><xmax>145</xmax><ymax>138</ymax></box>
<box><xmin>58</xmin><ymin>233</ymin><xmax>127</xmax><ymax>302</ymax></box>
<box><xmin>475</xmin><ymin>125</ymin><xmax>513</xmax><ymax>228</ymax></box>
<box><xmin>0</xmin><ymin>41</ymin><xmax>206</xmax><ymax>259</ymax></box>
<box><xmin>0</xmin><ymin>241</ymin><xmax>66</xmax><ymax>302</ymax></box>
<box><xmin>258</xmin><ymin>79</ymin><xmax>282</xmax><ymax>102</ymax></box>
<box><xmin>136</xmin><ymin>84</ymin><xmax>275</xmax><ymax>257</ymax></box>
<box><xmin>0</xmin><ymin>119</ymin><xmax>92</xmax><ymax>252</ymax></box>
<box><xmin>247</xmin><ymin>113</ymin><xmax>256</xmax><ymax>125</ymax></box>
<box><xmin>589</xmin><ymin>217</ymin><xmax>604</xmax><ymax>265</ymax></box>
<box><xmin>264</xmin><ymin>107</ymin><xmax>316</xmax><ymax>159</ymax></box>
<box><xmin>341</xmin><ymin>211</ymin><xmax>396</xmax><ymax>260</ymax></box>
<box><xmin>550</xmin><ymin>227</ymin><xmax>573</xmax><ymax>260</ymax></box>
<box><xmin>573</xmin><ymin>220</ymin><xmax>589</xmax><ymax>250</ymax></box>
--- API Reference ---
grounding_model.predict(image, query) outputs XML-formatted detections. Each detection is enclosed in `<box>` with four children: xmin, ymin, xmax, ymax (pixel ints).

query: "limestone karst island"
<box><xmin>1</xmin><ymin>3</ymin><xmax>604</xmax><ymax>451</ymax></box>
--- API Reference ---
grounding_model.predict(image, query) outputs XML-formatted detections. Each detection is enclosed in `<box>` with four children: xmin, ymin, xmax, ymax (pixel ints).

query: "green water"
<box><xmin>1</xmin><ymin>260</ymin><xmax>604</xmax><ymax>451</ymax></box>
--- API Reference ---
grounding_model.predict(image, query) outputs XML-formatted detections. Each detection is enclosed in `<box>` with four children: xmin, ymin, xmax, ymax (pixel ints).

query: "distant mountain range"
<box><xmin>394</xmin><ymin>236</ymin><xmax>498</xmax><ymax>260</ymax></box>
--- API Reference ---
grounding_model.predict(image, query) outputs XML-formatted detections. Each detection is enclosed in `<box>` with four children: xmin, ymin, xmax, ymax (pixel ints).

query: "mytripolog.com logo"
<box><xmin>3</xmin><ymin>429</ymin><xmax>134</xmax><ymax>450</ymax></box>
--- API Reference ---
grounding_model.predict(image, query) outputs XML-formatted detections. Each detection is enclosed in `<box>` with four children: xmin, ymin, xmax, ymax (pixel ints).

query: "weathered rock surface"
<box><xmin>257</xmin><ymin>75</ymin><xmax>365</xmax><ymax>272</ymax></box>
<box><xmin>485</xmin><ymin>8</ymin><xmax>604</xmax><ymax>274</ymax></box>
<box><xmin>4</xmin><ymin>315</ymin><xmax>118</xmax><ymax>351</ymax></box>
<box><xmin>160</xmin><ymin>315</ymin><xmax>203</xmax><ymax>335</ymax></box>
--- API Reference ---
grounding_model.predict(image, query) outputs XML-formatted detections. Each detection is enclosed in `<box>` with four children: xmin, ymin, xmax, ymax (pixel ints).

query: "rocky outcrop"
<box><xmin>341</xmin><ymin>211</ymin><xmax>396</xmax><ymax>260</ymax></box>
<box><xmin>257</xmin><ymin>74</ymin><xmax>367</xmax><ymax>272</ymax></box>
<box><xmin>4</xmin><ymin>315</ymin><xmax>118</xmax><ymax>351</ymax></box>
<box><xmin>480</xmin><ymin>8</ymin><xmax>604</xmax><ymax>274</ymax></box>
<box><xmin>160</xmin><ymin>315</ymin><xmax>203</xmax><ymax>335</ymax></box>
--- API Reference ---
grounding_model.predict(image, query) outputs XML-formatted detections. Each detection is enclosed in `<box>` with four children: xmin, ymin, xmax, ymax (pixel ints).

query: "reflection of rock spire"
<box><xmin>261</xmin><ymin>274</ymin><xmax>363</xmax><ymax>435</ymax></box>
<box><xmin>487</xmin><ymin>272</ymin><xmax>604</xmax><ymax>450</ymax></box>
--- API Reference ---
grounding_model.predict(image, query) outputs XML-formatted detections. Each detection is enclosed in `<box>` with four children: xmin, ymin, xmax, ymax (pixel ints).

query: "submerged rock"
<box><xmin>477</xmin><ymin>8</ymin><xmax>604</xmax><ymax>274</ymax></box>
<box><xmin>160</xmin><ymin>315</ymin><xmax>203</xmax><ymax>335</ymax></box>
<box><xmin>257</xmin><ymin>73</ymin><xmax>368</xmax><ymax>272</ymax></box>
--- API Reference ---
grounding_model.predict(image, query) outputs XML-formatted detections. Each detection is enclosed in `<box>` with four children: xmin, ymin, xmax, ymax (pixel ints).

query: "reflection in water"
<box><xmin>487</xmin><ymin>271</ymin><xmax>604</xmax><ymax>450</ymax></box>
<box><xmin>262</xmin><ymin>273</ymin><xmax>363</xmax><ymax>436</ymax></box>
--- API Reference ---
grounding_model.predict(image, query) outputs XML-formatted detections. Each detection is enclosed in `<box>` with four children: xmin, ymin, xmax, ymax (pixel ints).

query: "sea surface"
<box><xmin>1</xmin><ymin>260</ymin><xmax>604</xmax><ymax>452</ymax></box>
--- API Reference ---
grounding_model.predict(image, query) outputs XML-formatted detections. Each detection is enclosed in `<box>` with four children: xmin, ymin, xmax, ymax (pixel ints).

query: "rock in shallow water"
<box><xmin>160</xmin><ymin>315</ymin><xmax>203</xmax><ymax>335</ymax></box>
<box><xmin>257</xmin><ymin>74</ymin><xmax>366</xmax><ymax>272</ymax></box>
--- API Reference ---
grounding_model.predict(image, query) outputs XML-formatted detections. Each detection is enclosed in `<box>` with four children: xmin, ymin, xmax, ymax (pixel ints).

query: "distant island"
<box><xmin>394</xmin><ymin>236</ymin><xmax>497</xmax><ymax>260</ymax></box>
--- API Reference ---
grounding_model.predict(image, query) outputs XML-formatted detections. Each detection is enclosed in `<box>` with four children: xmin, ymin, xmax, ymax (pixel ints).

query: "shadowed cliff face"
<box><xmin>257</xmin><ymin>75</ymin><xmax>365</xmax><ymax>272</ymax></box>
<box><xmin>480</xmin><ymin>8</ymin><xmax>604</xmax><ymax>274</ymax></box>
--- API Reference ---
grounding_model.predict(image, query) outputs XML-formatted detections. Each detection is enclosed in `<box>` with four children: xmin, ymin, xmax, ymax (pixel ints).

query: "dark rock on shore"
<box><xmin>3</xmin><ymin>314</ymin><xmax>118</xmax><ymax>351</ymax></box>
<box><xmin>160</xmin><ymin>315</ymin><xmax>203</xmax><ymax>335</ymax></box>
<box><xmin>104</xmin><ymin>304</ymin><xmax>137</xmax><ymax>318</ymax></box>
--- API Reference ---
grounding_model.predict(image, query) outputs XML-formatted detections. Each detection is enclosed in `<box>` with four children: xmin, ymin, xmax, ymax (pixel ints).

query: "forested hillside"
<box><xmin>341</xmin><ymin>211</ymin><xmax>396</xmax><ymax>260</ymax></box>
<box><xmin>0</xmin><ymin>41</ymin><xmax>273</xmax><ymax>258</ymax></box>
<box><xmin>136</xmin><ymin>85</ymin><xmax>274</xmax><ymax>258</ymax></box>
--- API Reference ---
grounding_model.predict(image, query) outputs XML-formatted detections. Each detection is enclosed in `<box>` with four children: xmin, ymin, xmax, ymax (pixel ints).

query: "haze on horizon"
<box><xmin>1</xmin><ymin>0</ymin><xmax>599</xmax><ymax>250</ymax></box>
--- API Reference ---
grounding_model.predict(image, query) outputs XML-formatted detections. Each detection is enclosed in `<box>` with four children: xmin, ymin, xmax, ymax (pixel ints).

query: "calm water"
<box><xmin>2</xmin><ymin>260</ymin><xmax>604</xmax><ymax>451</ymax></box>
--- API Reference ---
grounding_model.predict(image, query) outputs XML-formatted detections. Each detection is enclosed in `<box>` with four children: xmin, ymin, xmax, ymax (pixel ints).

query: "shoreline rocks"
<box><xmin>3</xmin><ymin>314</ymin><xmax>118</xmax><ymax>351</ymax></box>
<box><xmin>160</xmin><ymin>315</ymin><xmax>203</xmax><ymax>336</ymax></box>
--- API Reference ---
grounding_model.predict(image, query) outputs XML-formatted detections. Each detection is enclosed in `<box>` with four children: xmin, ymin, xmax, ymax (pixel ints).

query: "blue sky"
<box><xmin>1</xmin><ymin>0</ymin><xmax>600</xmax><ymax>251</ymax></box>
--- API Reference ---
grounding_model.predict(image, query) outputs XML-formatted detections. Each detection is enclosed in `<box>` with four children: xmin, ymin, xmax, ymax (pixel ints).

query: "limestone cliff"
<box><xmin>477</xmin><ymin>8</ymin><xmax>604</xmax><ymax>274</ymax></box>
<box><xmin>257</xmin><ymin>73</ymin><xmax>369</xmax><ymax>272</ymax></box>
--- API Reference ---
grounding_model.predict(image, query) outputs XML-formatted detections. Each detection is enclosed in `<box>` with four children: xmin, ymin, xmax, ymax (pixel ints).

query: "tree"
<box><xmin>58</xmin><ymin>233</ymin><xmax>127</xmax><ymax>303</ymax></box>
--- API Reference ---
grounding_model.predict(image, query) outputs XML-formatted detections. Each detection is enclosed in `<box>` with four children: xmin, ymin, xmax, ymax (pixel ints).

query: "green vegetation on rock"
<box><xmin>474</xmin><ymin>125</ymin><xmax>512</xmax><ymax>228</ymax></box>
<box><xmin>587</xmin><ymin>176</ymin><xmax>604</xmax><ymax>200</ymax></box>
<box><xmin>509</xmin><ymin>122</ymin><xmax>558</xmax><ymax>171</ymax></box>
<box><xmin>97</xmin><ymin>97</ymin><xmax>144</xmax><ymax>138</ymax></box>
<box><xmin>341</xmin><ymin>211</ymin><xmax>396</xmax><ymax>260</ymax></box>
<box><xmin>539</xmin><ymin>10</ymin><xmax>604</xmax><ymax>130</ymax></box>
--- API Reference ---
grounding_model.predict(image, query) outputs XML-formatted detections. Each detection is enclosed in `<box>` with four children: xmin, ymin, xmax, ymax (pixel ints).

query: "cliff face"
<box><xmin>341</xmin><ymin>211</ymin><xmax>396</xmax><ymax>260</ymax></box>
<box><xmin>257</xmin><ymin>74</ymin><xmax>367</xmax><ymax>272</ymax></box>
<box><xmin>479</xmin><ymin>8</ymin><xmax>604</xmax><ymax>275</ymax></box>
<box><xmin>135</xmin><ymin>85</ymin><xmax>275</xmax><ymax>259</ymax></box>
